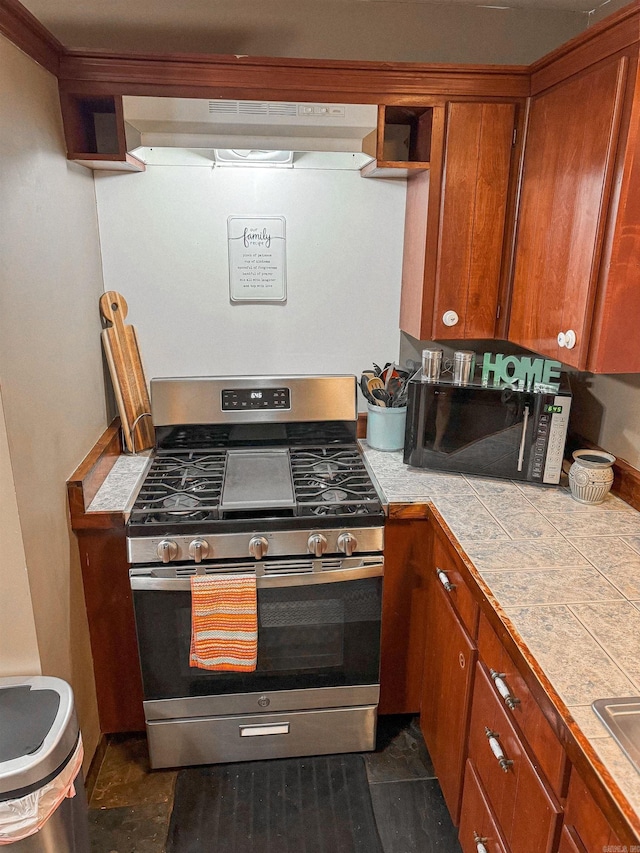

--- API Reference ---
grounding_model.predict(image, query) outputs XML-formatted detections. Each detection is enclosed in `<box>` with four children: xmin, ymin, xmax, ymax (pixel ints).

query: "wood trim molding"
<box><xmin>57</xmin><ymin>52</ymin><xmax>530</xmax><ymax>100</ymax></box>
<box><xmin>568</xmin><ymin>432</ymin><xmax>640</xmax><ymax>513</ymax></box>
<box><xmin>0</xmin><ymin>0</ymin><xmax>63</xmax><ymax>75</ymax></box>
<box><xmin>67</xmin><ymin>418</ymin><xmax>123</xmax><ymax>525</ymax></box>
<box><xmin>530</xmin><ymin>1</ymin><xmax>640</xmax><ymax>95</ymax></box>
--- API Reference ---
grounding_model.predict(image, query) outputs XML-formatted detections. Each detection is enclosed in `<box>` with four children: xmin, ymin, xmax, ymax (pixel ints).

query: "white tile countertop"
<box><xmin>360</xmin><ymin>440</ymin><xmax>640</xmax><ymax>830</ymax></box>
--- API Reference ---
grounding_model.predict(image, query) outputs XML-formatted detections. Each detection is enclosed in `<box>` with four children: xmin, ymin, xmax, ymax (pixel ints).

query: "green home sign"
<box><xmin>481</xmin><ymin>353</ymin><xmax>562</xmax><ymax>390</ymax></box>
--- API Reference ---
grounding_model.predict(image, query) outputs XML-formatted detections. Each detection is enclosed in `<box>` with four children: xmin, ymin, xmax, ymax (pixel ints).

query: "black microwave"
<box><xmin>403</xmin><ymin>375</ymin><xmax>572</xmax><ymax>484</ymax></box>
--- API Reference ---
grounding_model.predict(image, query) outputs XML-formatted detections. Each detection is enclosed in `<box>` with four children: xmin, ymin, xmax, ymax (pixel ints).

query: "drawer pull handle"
<box><xmin>485</xmin><ymin>727</ymin><xmax>513</xmax><ymax>772</ymax></box>
<box><xmin>436</xmin><ymin>568</ymin><xmax>456</xmax><ymax>592</ymax></box>
<box><xmin>473</xmin><ymin>834</ymin><xmax>489</xmax><ymax>853</ymax></box>
<box><xmin>239</xmin><ymin>723</ymin><xmax>290</xmax><ymax>737</ymax></box>
<box><xmin>490</xmin><ymin>669</ymin><xmax>520</xmax><ymax>710</ymax></box>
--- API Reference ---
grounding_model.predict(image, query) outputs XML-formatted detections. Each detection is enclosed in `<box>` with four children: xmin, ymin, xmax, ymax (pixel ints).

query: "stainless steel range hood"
<box><xmin>123</xmin><ymin>96</ymin><xmax>378</xmax><ymax>159</ymax></box>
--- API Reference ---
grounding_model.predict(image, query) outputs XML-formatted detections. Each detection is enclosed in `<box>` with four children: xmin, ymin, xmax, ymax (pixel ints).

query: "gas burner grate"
<box><xmin>129</xmin><ymin>450</ymin><xmax>226</xmax><ymax>525</ymax></box>
<box><xmin>290</xmin><ymin>446</ymin><xmax>382</xmax><ymax>516</ymax></box>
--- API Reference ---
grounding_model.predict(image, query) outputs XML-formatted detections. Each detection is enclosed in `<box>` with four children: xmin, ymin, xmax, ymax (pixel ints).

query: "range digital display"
<box><xmin>222</xmin><ymin>387</ymin><xmax>290</xmax><ymax>411</ymax></box>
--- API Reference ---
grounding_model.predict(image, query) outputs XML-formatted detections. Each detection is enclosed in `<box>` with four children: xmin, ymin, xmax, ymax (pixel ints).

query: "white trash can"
<box><xmin>0</xmin><ymin>676</ymin><xmax>89</xmax><ymax>851</ymax></box>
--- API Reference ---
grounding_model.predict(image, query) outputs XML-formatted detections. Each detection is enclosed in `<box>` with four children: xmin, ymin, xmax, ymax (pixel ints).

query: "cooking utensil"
<box><xmin>360</xmin><ymin>375</ymin><xmax>377</xmax><ymax>404</ymax></box>
<box><xmin>99</xmin><ymin>291</ymin><xmax>155</xmax><ymax>453</ymax></box>
<box><xmin>372</xmin><ymin>388</ymin><xmax>390</xmax><ymax>406</ymax></box>
<box><xmin>367</xmin><ymin>377</ymin><xmax>385</xmax><ymax>395</ymax></box>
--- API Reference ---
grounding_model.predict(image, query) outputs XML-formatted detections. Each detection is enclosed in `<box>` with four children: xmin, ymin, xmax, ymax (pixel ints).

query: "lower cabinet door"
<box><xmin>420</xmin><ymin>571</ymin><xmax>477</xmax><ymax>824</ymax></box>
<box><xmin>459</xmin><ymin>760</ymin><xmax>509</xmax><ymax>853</ymax></box>
<box><xmin>558</xmin><ymin>825</ymin><xmax>588</xmax><ymax>853</ymax></box>
<box><xmin>562</xmin><ymin>767</ymin><xmax>624</xmax><ymax>851</ymax></box>
<box><xmin>467</xmin><ymin>663</ymin><xmax>562</xmax><ymax>853</ymax></box>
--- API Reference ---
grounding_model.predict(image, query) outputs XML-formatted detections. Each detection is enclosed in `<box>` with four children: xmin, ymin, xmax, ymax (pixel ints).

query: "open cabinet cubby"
<box><xmin>361</xmin><ymin>105</ymin><xmax>432</xmax><ymax>178</ymax></box>
<box><xmin>59</xmin><ymin>92</ymin><xmax>145</xmax><ymax>172</ymax></box>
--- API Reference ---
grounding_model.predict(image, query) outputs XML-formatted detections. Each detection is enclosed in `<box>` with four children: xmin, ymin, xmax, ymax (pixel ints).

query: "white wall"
<box><xmin>570</xmin><ymin>373</ymin><xmax>640</xmax><ymax>468</ymax></box>
<box><xmin>0</xmin><ymin>34</ymin><xmax>107</xmax><ymax>762</ymax></box>
<box><xmin>94</xmin><ymin>158</ymin><xmax>406</xmax><ymax>395</ymax></box>
<box><xmin>0</xmin><ymin>389</ymin><xmax>40</xmax><ymax>676</ymax></box>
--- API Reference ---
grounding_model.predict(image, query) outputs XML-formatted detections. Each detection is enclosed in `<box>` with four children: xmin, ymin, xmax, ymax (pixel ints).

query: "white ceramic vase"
<box><xmin>568</xmin><ymin>449</ymin><xmax>616</xmax><ymax>505</ymax></box>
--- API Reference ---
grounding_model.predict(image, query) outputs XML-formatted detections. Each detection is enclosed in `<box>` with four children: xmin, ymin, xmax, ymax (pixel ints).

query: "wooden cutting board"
<box><xmin>99</xmin><ymin>291</ymin><xmax>155</xmax><ymax>453</ymax></box>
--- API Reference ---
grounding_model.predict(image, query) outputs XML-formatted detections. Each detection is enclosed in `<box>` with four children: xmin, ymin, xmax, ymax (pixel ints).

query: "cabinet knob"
<box><xmin>442</xmin><ymin>310</ymin><xmax>459</xmax><ymax>327</ymax></box>
<box><xmin>557</xmin><ymin>329</ymin><xmax>577</xmax><ymax>349</ymax></box>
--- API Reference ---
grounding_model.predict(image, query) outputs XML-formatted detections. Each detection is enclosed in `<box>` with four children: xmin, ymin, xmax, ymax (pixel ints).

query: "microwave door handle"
<box><xmin>517</xmin><ymin>405</ymin><xmax>530</xmax><ymax>472</ymax></box>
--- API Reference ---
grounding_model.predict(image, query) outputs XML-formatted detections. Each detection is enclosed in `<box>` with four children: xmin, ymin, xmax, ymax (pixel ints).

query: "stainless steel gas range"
<box><xmin>127</xmin><ymin>375</ymin><xmax>385</xmax><ymax>769</ymax></box>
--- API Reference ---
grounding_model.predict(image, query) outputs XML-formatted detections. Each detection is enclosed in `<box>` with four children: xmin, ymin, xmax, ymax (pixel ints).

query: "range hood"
<box><xmin>123</xmin><ymin>97</ymin><xmax>378</xmax><ymax>157</ymax></box>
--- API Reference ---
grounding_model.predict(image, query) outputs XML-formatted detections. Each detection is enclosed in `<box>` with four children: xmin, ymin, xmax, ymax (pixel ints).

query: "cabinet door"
<box><xmin>420</xmin><ymin>568</ymin><xmax>477</xmax><ymax>824</ymax></box>
<box><xmin>508</xmin><ymin>57</ymin><xmax>627</xmax><ymax>368</ymax></box>
<box><xmin>562</xmin><ymin>767</ymin><xmax>624</xmax><ymax>851</ymax></box>
<box><xmin>379</xmin><ymin>519</ymin><xmax>431</xmax><ymax>714</ymax></box>
<box><xmin>433</xmin><ymin>101</ymin><xmax>516</xmax><ymax>339</ymax></box>
<box><xmin>400</xmin><ymin>101</ymin><xmax>517</xmax><ymax>340</ymax></box>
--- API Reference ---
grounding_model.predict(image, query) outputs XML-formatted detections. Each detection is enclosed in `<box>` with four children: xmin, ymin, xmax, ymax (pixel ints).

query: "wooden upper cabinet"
<box><xmin>508</xmin><ymin>55</ymin><xmax>635</xmax><ymax>371</ymax></box>
<box><xmin>400</xmin><ymin>100</ymin><xmax>518</xmax><ymax>341</ymax></box>
<box><xmin>361</xmin><ymin>105</ymin><xmax>432</xmax><ymax>178</ymax></box>
<box><xmin>58</xmin><ymin>91</ymin><xmax>145</xmax><ymax>172</ymax></box>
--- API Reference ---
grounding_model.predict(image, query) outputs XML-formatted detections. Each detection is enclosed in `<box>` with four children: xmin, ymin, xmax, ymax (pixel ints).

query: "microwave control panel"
<box><xmin>532</xmin><ymin>395</ymin><xmax>571</xmax><ymax>483</ymax></box>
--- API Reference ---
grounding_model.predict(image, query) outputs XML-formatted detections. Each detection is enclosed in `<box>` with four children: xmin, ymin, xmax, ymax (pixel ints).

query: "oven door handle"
<box><xmin>130</xmin><ymin>561</ymin><xmax>384</xmax><ymax>591</ymax></box>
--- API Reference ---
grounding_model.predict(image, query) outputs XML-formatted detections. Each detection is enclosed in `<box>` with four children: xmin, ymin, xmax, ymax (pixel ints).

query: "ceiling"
<box><xmin>17</xmin><ymin>0</ymin><xmax>623</xmax><ymax>61</ymax></box>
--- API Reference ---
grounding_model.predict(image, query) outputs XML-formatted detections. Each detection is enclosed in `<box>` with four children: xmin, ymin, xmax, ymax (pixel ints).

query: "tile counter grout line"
<box><xmin>567</xmin><ymin>602</ymin><xmax>640</xmax><ymax>695</ymax></box>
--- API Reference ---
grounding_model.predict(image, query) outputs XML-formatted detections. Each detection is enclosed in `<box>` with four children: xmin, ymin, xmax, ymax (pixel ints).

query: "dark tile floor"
<box><xmin>88</xmin><ymin>716</ymin><xmax>462</xmax><ymax>852</ymax></box>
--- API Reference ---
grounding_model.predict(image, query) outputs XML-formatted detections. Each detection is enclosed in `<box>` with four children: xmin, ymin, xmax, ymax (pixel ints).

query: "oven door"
<box><xmin>130</xmin><ymin>558</ymin><xmax>383</xmax><ymax>709</ymax></box>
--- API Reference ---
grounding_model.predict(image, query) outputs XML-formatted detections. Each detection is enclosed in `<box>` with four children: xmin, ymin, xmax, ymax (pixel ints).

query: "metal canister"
<box><xmin>421</xmin><ymin>347</ymin><xmax>443</xmax><ymax>382</ymax></box>
<box><xmin>453</xmin><ymin>350</ymin><xmax>475</xmax><ymax>385</ymax></box>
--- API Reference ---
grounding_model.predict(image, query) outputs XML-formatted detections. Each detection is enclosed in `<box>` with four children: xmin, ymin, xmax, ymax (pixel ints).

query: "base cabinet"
<box><xmin>560</xmin><ymin>767</ymin><xmax>623</xmax><ymax>852</ymax></box>
<box><xmin>420</xmin><ymin>566</ymin><xmax>477</xmax><ymax>823</ymax></box>
<box><xmin>466</xmin><ymin>663</ymin><xmax>562</xmax><ymax>853</ymax></box>
<box><xmin>459</xmin><ymin>760</ymin><xmax>509</xmax><ymax>853</ymax></box>
<box><xmin>379</xmin><ymin>518</ymin><xmax>432</xmax><ymax>714</ymax></box>
<box><xmin>420</xmin><ymin>513</ymin><xmax>634</xmax><ymax>852</ymax></box>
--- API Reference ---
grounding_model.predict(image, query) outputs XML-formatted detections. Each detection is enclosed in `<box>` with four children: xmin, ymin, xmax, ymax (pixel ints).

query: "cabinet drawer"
<box><xmin>432</xmin><ymin>533</ymin><xmax>479</xmax><ymax>637</ymax></box>
<box><xmin>477</xmin><ymin>612</ymin><xmax>567</xmax><ymax>796</ymax></box>
<box><xmin>459</xmin><ymin>759</ymin><xmax>509</xmax><ymax>853</ymax></box>
<box><xmin>467</xmin><ymin>663</ymin><xmax>562</xmax><ymax>853</ymax></box>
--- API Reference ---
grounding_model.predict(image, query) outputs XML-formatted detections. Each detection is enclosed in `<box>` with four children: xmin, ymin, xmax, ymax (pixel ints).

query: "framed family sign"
<box><xmin>227</xmin><ymin>216</ymin><xmax>287</xmax><ymax>303</ymax></box>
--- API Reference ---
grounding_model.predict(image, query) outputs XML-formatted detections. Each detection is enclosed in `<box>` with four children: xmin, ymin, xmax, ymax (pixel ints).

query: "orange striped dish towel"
<box><xmin>190</xmin><ymin>574</ymin><xmax>258</xmax><ymax>672</ymax></box>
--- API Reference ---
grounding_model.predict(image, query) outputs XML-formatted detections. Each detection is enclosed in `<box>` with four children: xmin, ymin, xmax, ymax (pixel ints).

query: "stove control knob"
<box><xmin>157</xmin><ymin>539</ymin><xmax>178</xmax><ymax>564</ymax></box>
<box><xmin>249</xmin><ymin>536</ymin><xmax>269</xmax><ymax>561</ymax></box>
<box><xmin>189</xmin><ymin>539</ymin><xmax>210</xmax><ymax>563</ymax></box>
<box><xmin>337</xmin><ymin>532</ymin><xmax>358</xmax><ymax>557</ymax></box>
<box><xmin>308</xmin><ymin>533</ymin><xmax>328</xmax><ymax>558</ymax></box>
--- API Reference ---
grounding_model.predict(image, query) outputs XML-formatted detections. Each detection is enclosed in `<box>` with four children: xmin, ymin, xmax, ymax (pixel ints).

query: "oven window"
<box><xmin>132</xmin><ymin>577</ymin><xmax>382</xmax><ymax>700</ymax></box>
